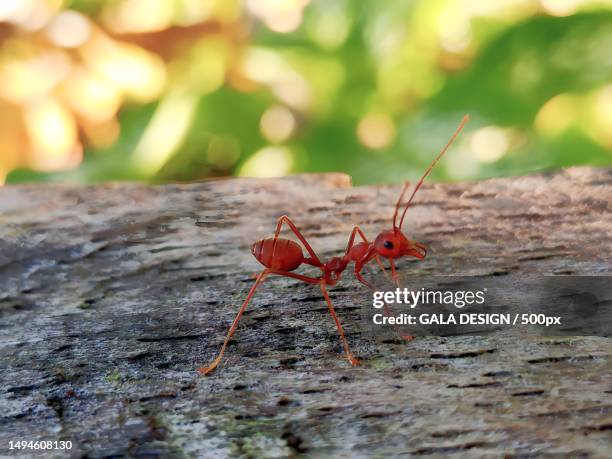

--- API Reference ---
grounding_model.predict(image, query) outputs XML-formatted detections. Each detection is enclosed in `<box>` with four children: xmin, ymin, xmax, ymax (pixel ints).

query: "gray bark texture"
<box><xmin>0</xmin><ymin>167</ymin><xmax>611</xmax><ymax>458</ymax></box>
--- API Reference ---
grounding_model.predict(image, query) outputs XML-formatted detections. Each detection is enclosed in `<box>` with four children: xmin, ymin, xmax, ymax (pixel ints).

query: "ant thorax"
<box><xmin>324</xmin><ymin>256</ymin><xmax>348</xmax><ymax>275</ymax></box>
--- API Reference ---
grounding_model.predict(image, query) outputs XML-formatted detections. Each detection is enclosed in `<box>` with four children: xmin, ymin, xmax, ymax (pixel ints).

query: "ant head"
<box><xmin>374</xmin><ymin>229</ymin><xmax>427</xmax><ymax>260</ymax></box>
<box><xmin>381</xmin><ymin>115</ymin><xmax>469</xmax><ymax>262</ymax></box>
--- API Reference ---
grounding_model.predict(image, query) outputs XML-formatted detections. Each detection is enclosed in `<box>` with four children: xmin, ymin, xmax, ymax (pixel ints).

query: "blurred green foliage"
<box><xmin>3</xmin><ymin>0</ymin><xmax>612</xmax><ymax>186</ymax></box>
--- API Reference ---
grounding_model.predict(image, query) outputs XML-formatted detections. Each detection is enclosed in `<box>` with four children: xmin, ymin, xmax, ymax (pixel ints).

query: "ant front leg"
<box><xmin>389</xmin><ymin>258</ymin><xmax>400</xmax><ymax>288</ymax></box>
<box><xmin>356</xmin><ymin>249</ymin><xmax>414</xmax><ymax>342</ymax></box>
<box><xmin>346</xmin><ymin>226</ymin><xmax>390</xmax><ymax>284</ymax></box>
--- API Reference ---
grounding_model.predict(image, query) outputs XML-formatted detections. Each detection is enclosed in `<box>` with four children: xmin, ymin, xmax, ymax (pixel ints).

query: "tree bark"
<box><xmin>1</xmin><ymin>167</ymin><xmax>610</xmax><ymax>458</ymax></box>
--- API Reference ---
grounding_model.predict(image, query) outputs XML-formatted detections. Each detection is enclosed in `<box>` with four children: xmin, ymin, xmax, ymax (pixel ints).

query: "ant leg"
<box><xmin>273</xmin><ymin>215</ymin><xmax>323</xmax><ymax>267</ymax></box>
<box><xmin>320</xmin><ymin>281</ymin><xmax>360</xmax><ymax>366</ymax></box>
<box><xmin>264</xmin><ymin>270</ymin><xmax>359</xmax><ymax>364</ymax></box>
<box><xmin>382</xmin><ymin>302</ymin><xmax>415</xmax><ymax>342</ymax></box>
<box><xmin>387</xmin><ymin>259</ymin><xmax>414</xmax><ymax>341</ymax></box>
<box><xmin>355</xmin><ymin>267</ymin><xmax>376</xmax><ymax>290</ymax></box>
<box><xmin>354</xmin><ymin>246</ymin><xmax>379</xmax><ymax>290</ymax></box>
<box><xmin>266</xmin><ymin>270</ymin><xmax>358</xmax><ymax>364</ymax></box>
<box><xmin>346</xmin><ymin>226</ymin><xmax>389</xmax><ymax>281</ymax></box>
<box><xmin>268</xmin><ymin>269</ymin><xmax>322</xmax><ymax>284</ymax></box>
<box><xmin>357</xmin><ymin>254</ymin><xmax>414</xmax><ymax>342</ymax></box>
<box><xmin>389</xmin><ymin>258</ymin><xmax>400</xmax><ymax>287</ymax></box>
<box><xmin>198</xmin><ymin>269</ymin><xmax>270</xmax><ymax>375</ymax></box>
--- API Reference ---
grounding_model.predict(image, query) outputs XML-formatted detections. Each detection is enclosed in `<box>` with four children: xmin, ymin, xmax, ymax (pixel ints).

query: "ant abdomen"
<box><xmin>251</xmin><ymin>238</ymin><xmax>304</xmax><ymax>271</ymax></box>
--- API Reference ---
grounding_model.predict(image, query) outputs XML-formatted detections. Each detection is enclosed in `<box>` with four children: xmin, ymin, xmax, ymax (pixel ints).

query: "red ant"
<box><xmin>198</xmin><ymin>115</ymin><xmax>469</xmax><ymax>375</ymax></box>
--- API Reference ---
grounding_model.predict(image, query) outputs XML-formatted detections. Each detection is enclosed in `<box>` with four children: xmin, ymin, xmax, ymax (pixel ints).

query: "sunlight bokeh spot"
<box><xmin>242</xmin><ymin>48</ymin><xmax>311</xmax><ymax>109</ymax></box>
<box><xmin>0</xmin><ymin>102</ymin><xmax>26</xmax><ymax>184</ymax></box>
<box><xmin>438</xmin><ymin>7</ymin><xmax>472</xmax><ymax>52</ymax></box>
<box><xmin>242</xmin><ymin>48</ymin><xmax>287</xmax><ymax>83</ymax></box>
<box><xmin>273</xmin><ymin>78</ymin><xmax>311</xmax><ymax>110</ymax></box>
<box><xmin>24</xmin><ymin>98</ymin><xmax>81</xmax><ymax>171</ymax></box>
<box><xmin>81</xmin><ymin>32</ymin><xmax>166</xmax><ymax>102</ymax></box>
<box><xmin>132</xmin><ymin>89</ymin><xmax>198</xmax><ymax>174</ymax></box>
<box><xmin>469</xmin><ymin>126</ymin><xmax>511</xmax><ymax>163</ymax></box>
<box><xmin>0</xmin><ymin>0</ymin><xmax>58</xmax><ymax>31</ymax></box>
<box><xmin>246</xmin><ymin>0</ymin><xmax>311</xmax><ymax>33</ymax></box>
<box><xmin>186</xmin><ymin>38</ymin><xmax>228</xmax><ymax>94</ymax></box>
<box><xmin>305</xmin><ymin>0</ymin><xmax>350</xmax><ymax>50</ymax></box>
<box><xmin>540</xmin><ymin>0</ymin><xmax>581</xmax><ymax>17</ymax></box>
<box><xmin>0</xmin><ymin>51</ymin><xmax>71</xmax><ymax>103</ymax></box>
<box><xmin>260</xmin><ymin>105</ymin><xmax>297</xmax><ymax>143</ymax></box>
<box><xmin>446</xmin><ymin>147</ymin><xmax>480</xmax><ymax>180</ymax></box>
<box><xmin>535</xmin><ymin>93</ymin><xmax>576</xmax><ymax>136</ymax></box>
<box><xmin>46</xmin><ymin>10</ymin><xmax>91</xmax><ymax>48</ymax></box>
<box><xmin>102</xmin><ymin>0</ymin><xmax>173</xmax><ymax>34</ymax></box>
<box><xmin>0</xmin><ymin>0</ymin><xmax>25</xmax><ymax>21</ymax></box>
<box><xmin>589</xmin><ymin>85</ymin><xmax>612</xmax><ymax>149</ymax></box>
<box><xmin>174</xmin><ymin>0</ymin><xmax>239</xmax><ymax>25</ymax></box>
<box><xmin>239</xmin><ymin>146</ymin><xmax>293</xmax><ymax>177</ymax></box>
<box><xmin>62</xmin><ymin>67</ymin><xmax>121</xmax><ymax>122</ymax></box>
<box><xmin>357</xmin><ymin>113</ymin><xmax>395</xmax><ymax>150</ymax></box>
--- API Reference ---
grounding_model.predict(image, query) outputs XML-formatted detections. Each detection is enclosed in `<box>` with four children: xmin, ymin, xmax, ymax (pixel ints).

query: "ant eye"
<box><xmin>383</xmin><ymin>241</ymin><xmax>394</xmax><ymax>250</ymax></box>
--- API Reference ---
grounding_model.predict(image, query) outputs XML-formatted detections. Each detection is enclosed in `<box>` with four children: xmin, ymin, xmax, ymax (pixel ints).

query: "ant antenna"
<box><xmin>396</xmin><ymin>114</ymin><xmax>470</xmax><ymax>230</ymax></box>
<box><xmin>392</xmin><ymin>181</ymin><xmax>411</xmax><ymax>230</ymax></box>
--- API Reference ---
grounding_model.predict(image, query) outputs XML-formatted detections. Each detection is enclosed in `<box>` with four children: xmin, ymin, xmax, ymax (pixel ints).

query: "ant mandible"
<box><xmin>198</xmin><ymin>115</ymin><xmax>469</xmax><ymax>375</ymax></box>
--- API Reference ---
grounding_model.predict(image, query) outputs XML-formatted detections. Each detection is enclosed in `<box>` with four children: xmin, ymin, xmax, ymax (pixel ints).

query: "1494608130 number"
<box><xmin>9</xmin><ymin>440</ymin><xmax>73</xmax><ymax>450</ymax></box>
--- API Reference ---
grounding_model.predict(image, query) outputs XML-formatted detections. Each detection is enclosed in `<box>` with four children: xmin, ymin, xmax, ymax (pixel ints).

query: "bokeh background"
<box><xmin>1</xmin><ymin>0</ymin><xmax>611</xmax><ymax>186</ymax></box>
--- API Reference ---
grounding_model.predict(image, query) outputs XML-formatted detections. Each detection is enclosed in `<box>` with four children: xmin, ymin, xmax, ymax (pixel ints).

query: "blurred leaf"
<box><xmin>3</xmin><ymin>2</ymin><xmax>612</xmax><ymax>186</ymax></box>
<box><xmin>433</xmin><ymin>11</ymin><xmax>612</xmax><ymax>125</ymax></box>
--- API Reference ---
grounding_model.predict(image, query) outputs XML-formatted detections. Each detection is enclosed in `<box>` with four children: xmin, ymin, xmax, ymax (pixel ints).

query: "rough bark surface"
<box><xmin>0</xmin><ymin>167</ymin><xmax>610</xmax><ymax>458</ymax></box>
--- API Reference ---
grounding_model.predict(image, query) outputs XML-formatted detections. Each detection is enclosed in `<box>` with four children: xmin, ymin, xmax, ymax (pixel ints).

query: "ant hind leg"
<box><xmin>198</xmin><ymin>269</ymin><xmax>270</xmax><ymax>375</ymax></box>
<box><xmin>273</xmin><ymin>215</ymin><xmax>323</xmax><ymax>267</ymax></box>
